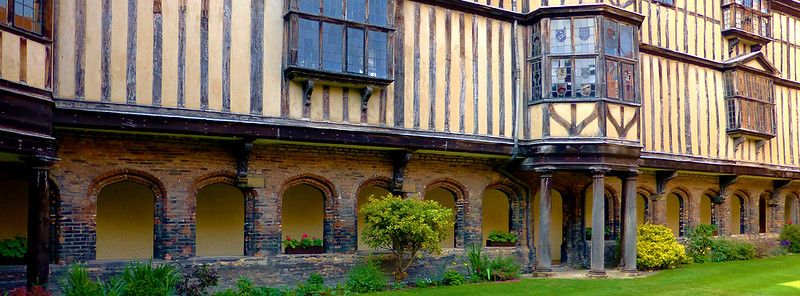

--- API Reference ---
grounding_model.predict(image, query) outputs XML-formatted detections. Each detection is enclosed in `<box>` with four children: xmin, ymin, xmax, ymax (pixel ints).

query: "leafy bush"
<box><xmin>283</xmin><ymin>234</ymin><xmax>323</xmax><ymax>249</ymax></box>
<box><xmin>120</xmin><ymin>261</ymin><xmax>179</xmax><ymax>296</ymax></box>
<box><xmin>486</xmin><ymin>231</ymin><xmax>518</xmax><ymax>243</ymax></box>
<box><xmin>464</xmin><ymin>244</ymin><xmax>520</xmax><ymax>282</ymax></box>
<box><xmin>685</xmin><ymin>224</ymin><xmax>717</xmax><ymax>263</ymax></box>
<box><xmin>487</xmin><ymin>254</ymin><xmax>520</xmax><ymax>281</ymax></box>
<box><xmin>440</xmin><ymin>270</ymin><xmax>465</xmax><ymax>286</ymax></box>
<box><xmin>289</xmin><ymin>273</ymin><xmax>336</xmax><ymax>296</ymax></box>
<box><xmin>5</xmin><ymin>286</ymin><xmax>51</xmax><ymax>296</ymax></box>
<box><xmin>232</xmin><ymin>277</ymin><xmax>285</xmax><ymax>296</ymax></box>
<box><xmin>414</xmin><ymin>277</ymin><xmax>436</xmax><ymax>288</ymax></box>
<box><xmin>636</xmin><ymin>223</ymin><xmax>687</xmax><ymax>270</ymax></box>
<box><xmin>360</xmin><ymin>194</ymin><xmax>454</xmax><ymax>281</ymax></box>
<box><xmin>465</xmin><ymin>244</ymin><xmax>489</xmax><ymax>281</ymax></box>
<box><xmin>0</xmin><ymin>236</ymin><xmax>26</xmax><ymax>258</ymax></box>
<box><xmin>780</xmin><ymin>223</ymin><xmax>800</xmax><ymax>253</ymax></box>
<box><xmin>741</xmin><ymin>233</ymin><xmax>780</xmax><ymax>258</ymax></box>
<box><xmin>175</xmin><ymin>265</ymin><xmax>219</xmax><ymax>296</ymax></box>
<box><xmin>345</xmin><ymin>256</ymin><xmax>386</xmax><ymax>293</ymax></box>
<box><xmin>60</xmin><ymin>264</ymin><xmax>103</xmax><ymax>296</ymax></box>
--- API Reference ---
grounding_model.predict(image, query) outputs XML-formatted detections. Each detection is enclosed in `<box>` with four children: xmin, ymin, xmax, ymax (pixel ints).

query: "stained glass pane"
<box><xmin>298</xmin><ymin>0</ymin><xmax>319</xmax><ymax>14</ymax></box>
<box><xmin>620</xmin><ymin>25</ymin><xmax>634</xmax><ymax>59</ymax></box>
<box><xmin>622</xmin><ymin>63</ymin><xmax>635</xmax><ymax>102</ymax></box>
<box><xmin>606</xmin><ymin>60</ymin><xmax>619</xmax><ymax>99</ymax></box>
<box><xmin>369</xmin><ymin>0</ymin><xmax>387</xmax><ymax>26</ymax></box>
<box><xmin>532</xmin><ymin>58</ymin><xmax>542</xmax><ymax>100</ymax></box>
<box><xmin>347</xmin><ymin>0</ymin><xmax>366</xmax><ymax>23</ymax></box>
<box><xmin>574</xmin><ymin>18</ymin><xmax>595</xmax><ymax>53</ymax></box>
<box><xmin>322</xmin><ymin>23</ymin><xmax>344</xmax><ymax>71</ymax></box>
<box><xmin>551</xmin><ymin>59</ymin><xmax>572</xmax><ymax>98</ymax></box>
<box><xmin>550</xmin><ymin>19</ymin><xmax>571</xmax><ymax>54</ymax></box>
<box><xmin>574</xmin><ymin>58</ymin><xmax>596</xmax><ymax>98</ymax></box>
<box><xmin>532</xmin><ymin>23</ymin><xmax>541</xmax><ymax>57</ymax></box>
<box><xmin>323</xmin><ymin>0</ymin><xmax>343</xmax><ymax>18</ymax></box>
<box><xmin>298</xmin><ymin>19</ymin><xmax>320</xmax><ymax>69</ymax></box>
<box><xmin>368</xmin><ymin>31</ymin><xmax>388</xmax><ymax>78</ymax></box>
<box><xmin>604</xmin><ymin>20</ymin><xmax>619</xmax><ymax>56</ymax></box>
<box><xmin>347</xmin><ymin>27</ymin><xmax>365</xmax><ymax>74</ymax></box>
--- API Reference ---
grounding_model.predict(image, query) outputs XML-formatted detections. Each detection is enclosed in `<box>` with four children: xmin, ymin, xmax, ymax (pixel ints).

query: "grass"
<box><xmin>366</xmin><ymin>254</ymin><xmax>800</xmax><ymax>296</ymax></box>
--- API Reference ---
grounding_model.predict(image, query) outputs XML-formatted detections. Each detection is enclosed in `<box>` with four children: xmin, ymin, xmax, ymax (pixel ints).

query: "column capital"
<box><xmin>624</xmin><ymin>170</ymin><xmax>641</xmax><ymax>180</ymax></box>
<box><xmin>23</xmin><ymin>155</ymin><xmax>60</xmax><ymax>170</ymax></box>
<box><xmin>589</xmin><ymin>166</ymin><xmax>611</xmax><ymax>176</ymax></box>
<box><xmin>535</xmin><ymin>166</ymin><xmax>556</xmax><ymax>176</ymax></box>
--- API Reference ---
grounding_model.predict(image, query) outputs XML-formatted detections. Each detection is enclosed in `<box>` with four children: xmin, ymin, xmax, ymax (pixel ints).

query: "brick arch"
<box><xmin>88</xmin><ymin>169</ymin><xmax>167</xmax><ymax>260</ymax></box>
<box><xmin>191</xmin><ymin>171</ymin><xmax>260</xmax><ymax>256</ymax></box>
<box><xmin>666</xmin><ymin>187</ymin><xmax>691</xmax><ymax>237</ymax></box>
<box><xmin>636</xmin><ymin>187</ymin><xmax>653</xmax><ymax>224</ymax></box>
<box><xmin>279</xmin><ymin>174</ymin><xmax>338</xmax><ymax>253</ymax></box>
<box><xmin>353</xmin><ymin>176</ymin><xmax>392</xmax><ymax>198</ymax></box>
<box><xmin>484</xmin><ymin>180</ymin><xmax>524</xmax><ymax>202</ymax></box>
<box><xmin>422</xmin><ymin>178</ymin><xmax>469</xmax><ymax>248</ymax></box>
<box><xmin>784</xmin><ymin>192</ymin><xmax>800</xmax><ymax>225</ymax></box>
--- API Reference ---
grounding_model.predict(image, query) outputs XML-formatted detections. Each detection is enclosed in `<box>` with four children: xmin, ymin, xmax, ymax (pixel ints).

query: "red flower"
<box><xmin>286</xmin><ymin>236</ymin><xmax>291</xmax><ymax>241</ymax></box>
<box><xmin>302</xmin><ymin>234</ymin><xmax>308</xmax><ymax>238</ymax></box>
<box><xmin>790</xmin><ymin>221</ymin><xmax>793</xmax><ymax>225</ymax></box>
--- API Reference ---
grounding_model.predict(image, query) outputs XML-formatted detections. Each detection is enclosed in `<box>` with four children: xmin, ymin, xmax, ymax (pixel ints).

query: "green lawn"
<box><xmin>367</xmin><ymin>255</ymin><xmax>800</xmax><ymax>296</ymax></box>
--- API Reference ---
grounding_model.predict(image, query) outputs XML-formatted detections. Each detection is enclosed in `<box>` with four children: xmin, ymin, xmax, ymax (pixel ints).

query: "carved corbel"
<box><xmin>755</xmin><ymin>140</ymin><xmax>767</xmax><ymax>155</ymax></box>
<box><xmin>390</xmin><ymin>150</ymin><xmax>413</xmax><ymax>194</ymax></box>
<box><xmin>733</xmin><ymin>136</ymin><xmax>746</xmax><ymax>152</ymax></box>
<box><xmin>770</xmin><ymin>180</ymin><xmax>791</xmax><ymax>206</ymax></box>
<box><xmin>361</xmin><ymin>86</ymin><xmax>374</xmax><ymax>111</ymax></box>
<box><xmin>651</xmin><ymin>170</ymin><xmax>677</xmax><ymax>201</ymax></box>
<box><xmin>235</xmin><ymin>140</ymin><xmax>254</xmax><ymax>188</ymax></box>
<box><xmin>302</xmin><ymin>80</ymin><xmax>315</xmax><ymax>106</ymax></box>
<box><xmin>716</xmin><ymin>175</ymin><xmax>739</xmax><ymax>203</ymax></box>
<box><xmin>729</xmin><ymin>38</ymin><xmax>740</xmax><ymax>55</ymax></box>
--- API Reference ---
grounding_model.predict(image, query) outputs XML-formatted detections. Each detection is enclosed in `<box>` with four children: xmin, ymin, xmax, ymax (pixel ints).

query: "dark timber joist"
<box><xmin>770</xmin><ymin>180</ymin><xmax>791</xmax><ymax>206</ymax></box>
<box><xmin>654</xmin><ymin>170</ymin><xmax>677</xmax><ymax>199</ymax></box>
<box><xmin>390</xmin><ymin>150</ymin><xmax>414</xmax><ymax>194</ymax></box>
<box><xmin>717</xmin><ymin>175</ymin><xmax>738</xmax><ymax>203</ymax></box>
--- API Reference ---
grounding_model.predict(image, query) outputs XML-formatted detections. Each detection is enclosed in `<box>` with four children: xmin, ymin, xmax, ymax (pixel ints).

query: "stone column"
<box><xmin>589</xmin><ymin>168</ymin><xmax>609</xmax><ymax>277</ymax></box>
<box><xmin>536</xmin><ymin>169</ymin><xmax>554</xmax><ymax>273</ymax></box>
<box><xmin>622</xmin><ymin>171</ymin><xmax>639</xmax><ymax>274</ymax></box>
<box><xmin>26</xmin><ymin>156</ymin><xmax>57</xmax><ymax>286</ymax></box>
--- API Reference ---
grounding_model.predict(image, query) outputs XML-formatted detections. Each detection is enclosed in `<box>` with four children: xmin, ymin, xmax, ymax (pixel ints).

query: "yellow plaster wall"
<box><xmin>424</xmin><ymin>187</ymin><xmax>455</xmax><ymax>248</ymax></box>
<box><xmin>196</xmin><ymin>183</ymin><xmax>244</xmax><ymax>256</ymax></box>
<box><xmin>56</xmin><ymin>0</ymin><xmax>76</xmax><ymax>98</ymax></box>
<box><xmin>96</xmin><ymin>181</ymin><xmax>154</xmax><ymax>260</ymax></box>
<box><xmin>637</xmin><ymin>194</ymin><xmax>646</xmax><ymax>226</ymax></box>
<box><xmin>0</xmin><ymin>179</ymin><xmax>27</xmax><ymax>240</ymax></box>
<box><xmin>700</xmin><ymin>194</ymin><xmax>711</xmax><ymax>225</ymax></box>
<box><xmin>26</xmin><ymin>41</ymin><xmax>47</xmax><ymax>89</ymax></box>
<box><xmin>85</xmin><ymin>0</ymin><xmax>102</xmax><ymax>101</ymax></box>
<box><xmin>666</xmin><ymin>193</ymin><xmax>681</xmax><ymax>237</ymax></box>
<box><xmin>731</xmin><ymin>197</ymin><xmax>742</xmax><ymax>235</ymax></box>
<box><xmin>161</xmin><ymin>0</ymin><xmax>179</xmax><ymax>108</ymax></box>
<box><xmin>282</xmin><ymin>184</ymin><xmax>324</xmax><ymax>251</ymax></box>
<box><xmin>1</xmin><ymin>33</ymin><xmax>20</xmax><ymax>82</ymax></box>
<box><xmin>109</xmin><ymin>0</ymin><xmax>128</xmax><ymax>104</ymax></box>
<box><xmin>356</xmin><ymin>186</ymin><xmax>391</xmax><ymax>250</ymax></box>
<box><xmin>533</xmin><ymin>190</ymin><xmax>563</xmax><ymax>263</ymax></box>
<box><xmin>481</xmin><ymin>189</ymin><xmax>509</xmax><ymax>245</ymax></box>
<box><xmin>136</xmin><ymin>0</ymin><xmax>154</xmax><ymax>106</ymax></box>
<box><xmin>262</xmin><ymin>0</ymin><xmax>283</xmax><ymax>117</ymax></box>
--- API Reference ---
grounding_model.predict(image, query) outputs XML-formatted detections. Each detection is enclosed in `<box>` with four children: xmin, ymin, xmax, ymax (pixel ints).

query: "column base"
<box><xmin>586</xmin><ymin>269</ymin><xmax>607</xmax><ymax>278</ymax></box>
<box><xmin>533</xmin><ymin>270</ymin><xmax>555</xmax><ymax>278</ymax></box>
<box><xmin>622</xmin><ymin>268</ymin><xmax>639</xmax><ymax>276</ymax></box>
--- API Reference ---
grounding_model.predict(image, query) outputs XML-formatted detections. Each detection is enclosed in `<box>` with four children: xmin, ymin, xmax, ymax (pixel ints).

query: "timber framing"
<box><xmin>0</xmin><ymin>79</ymin><xmax>56</xmax><ymax>158</ymax></box>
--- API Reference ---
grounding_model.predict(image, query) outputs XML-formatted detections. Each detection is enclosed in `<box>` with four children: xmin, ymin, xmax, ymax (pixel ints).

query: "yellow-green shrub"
<box><xmin>637</xmin><ymin>223</ymin><xmax>688</xmax><ymax>270</ymax></box>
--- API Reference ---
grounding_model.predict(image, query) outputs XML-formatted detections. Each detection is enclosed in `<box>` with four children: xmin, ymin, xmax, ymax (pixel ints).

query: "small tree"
<box><xmin>360</xmin><ymin>194</ymin><xmax>454</xmax><ymax>281</ymax></box>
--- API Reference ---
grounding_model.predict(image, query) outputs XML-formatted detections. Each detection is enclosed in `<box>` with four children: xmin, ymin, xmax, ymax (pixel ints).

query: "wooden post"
<box><xmin>536</xmin><ymin>168</ymin><xmax>554</xmax><ymax>273</ymax></box>
<box><xmin>26</xmin><ymin>156</ymin><xmax>55</xmax><ymax>287</ymax></box>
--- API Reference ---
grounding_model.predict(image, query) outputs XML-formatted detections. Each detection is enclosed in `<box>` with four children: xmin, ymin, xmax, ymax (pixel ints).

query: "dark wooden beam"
<box><xmin>655</xmin><ymin>170</ymin><xmax>677</xmax><ymax>196</ymax></box>
<box><xmin>641</xmin><ymin>153</ymin><xmax>800</xmax><ymax>179</ymax></box>
<box><xmin>24</xmin><ymin>156</ymin><xmax>58</xmax><ymax>287</ymax></box>
<box><xmin>717</xmin><ymin>175</ymin><xmax>739</xmax><ymax>203</ymax></box>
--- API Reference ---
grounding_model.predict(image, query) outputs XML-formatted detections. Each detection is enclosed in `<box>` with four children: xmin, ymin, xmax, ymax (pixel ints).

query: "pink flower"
<box><xmin>312</xmin><ymin>237</ymin><xmax>317</xmax><ymax>240</ymax></box>
<box><xmin>303</xmin><ymin>234</ymin><xmax>308</xmax><ymax>238</ymax></box>
<box><xmin>286</xmin><ymin>236</ymin><xmax>291</xmax><ymax>241</ymax></box>
<box><xmin>790</xmin><ymin>221</ymin><xmax>794</xmax><ymax>225</ymax></box>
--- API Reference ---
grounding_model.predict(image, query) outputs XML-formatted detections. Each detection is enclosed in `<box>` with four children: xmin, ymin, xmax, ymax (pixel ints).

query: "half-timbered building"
<box><xmin>2</xmin><ymin>0</ymin><xmax>800</xmax><ymax>289</ymax></box>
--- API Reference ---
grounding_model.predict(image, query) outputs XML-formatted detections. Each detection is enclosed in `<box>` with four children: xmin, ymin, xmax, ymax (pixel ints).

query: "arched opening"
<box><xmin>666</xmin><ymin>192</ymin><xmax>685</xmax><ymax>237</ymax></box>
<box><xmin>731</xmin><ymin>195</ymin><xmax>744</xmax><ymax>235</ymax></box>
<box><xmin>482</xmin><ymin>189</ymin><xmax>511</xmax><ymax>245</ymax></box>
<box><xmin>96</xmin><ymin>181</ymin><xmax>155</xmax><ymax>260</ymax></box>
<box><xmin>356</xmin><ymin>185</ymin><xmax>391</xmax><ymax>250</ymax></box>
<box><xmin>759</xmin><ymin>193</ymin><xmax>768</xmax><ymax>233</ymax></box>
<box><xmin>585</xmin><ymin>189</ymin><xmax>615</xmax><ymax>240</ymax></box>
<box><xmin>785</xmin><ymin>194</ymin><xmax>797</xmax><ymax>225</ymax></box>
<box><xmin>636</xmin><ymin>193</ymin><xmax>648</xmax><ymax>226</ymax></box>
<box><xmin>533</xmin><ymin>190</ymin><xmax>563</xmax><ymax>264</ymax></box>
<box><xmin>282</xmin><ymin>184</ymin><xmax>325</xmax><ymax>252</ymax></box>
<box><xmin>424</xmin><ymin>187</ymin><xmax>456</xmax><ymax>248</ymax></box>
<box><xmin>196</xmin><ymin>183</ymin><xmax>245</xmax><ymax>256</ymax></box>
<box><xmin>700</xmin><ymin>193</ymin><xmax>714</xmax><ymax>226</ymax></box>
<box><xmin>0</xmin><ymin>179</ymin><xmax>28</xmax><ymax>242</ymax></box>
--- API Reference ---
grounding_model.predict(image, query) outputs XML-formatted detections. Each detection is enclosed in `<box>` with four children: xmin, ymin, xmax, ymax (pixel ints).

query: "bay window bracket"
<box><xmin>769</xmin><ymin>180</ymin><xmax>791</xmax><ymax>206</ymax></box>
<box><xmin>302</xmin><ymin>79</ymin><xmax>315</xmax><ymax>107</ymax></box>
<box><xmin>755</xmin><ymin>139</ymin><xmax>766</xmax><ymax>154</ymax></box>
<box><xmin>733</xmin><ymin>136</ymin><xmax>746</xmax><ymax>152</ymax></box>
<box><xmin>361</xmin><ymin>86</ymin><xmax>374</xmax><ymax>111</ymax></box>
<box><xmin>716</xmin><ymin>175</ymin><xmax>739</xmax><ymax>204</ymax></box>
<box><xmin>652</xmin><ymin>170</ymin><xmax>677</xmax><ymax>201</ymax></box>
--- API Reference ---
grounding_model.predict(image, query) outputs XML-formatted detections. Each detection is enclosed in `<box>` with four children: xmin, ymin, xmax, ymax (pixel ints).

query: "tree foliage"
<box><xmin>360</xmin><ymin>194</ymin><xmax>454</xmax><ymax>281</ymax></box>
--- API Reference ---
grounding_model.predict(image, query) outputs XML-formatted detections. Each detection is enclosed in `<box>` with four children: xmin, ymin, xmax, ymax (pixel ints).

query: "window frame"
<box><xmin>528</xmin><ymin>15</ymin><xmax>639</xmax><ymax>105</ymax></box>
<box><xmin>723</xmin><ymin>69</ymin><xmax>776</xmax><ymax>139</ymax></box>
<box><xmin>0</xmin><ymin>0</ymin><xmax>46</xmax><ymax>37</ymax></box>
<box><xmin>285</xmin><ymin>0</ymin><xmax>395</xmax><ymax>87</ymax></box>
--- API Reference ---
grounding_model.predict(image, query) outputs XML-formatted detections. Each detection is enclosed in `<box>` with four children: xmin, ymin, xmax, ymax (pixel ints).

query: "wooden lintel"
<box><xmin>390</xmin><ymin>150</ymin><xmax>413</xmax><ymax>194</ymax></box>
<box><xmin>717</xmin><ymin>175</ymin><xmax>739</xmax><ymax>203</ymax></box>
<box><xmin>360</xmin><ymin>86</ymin><xmax>374</xmax><ymax>111</ymax></box>
<box><xmin>302</xmin><ymin>80</ymin><xmax>314</xmax><ymax>107</ymax></box>
<box><xmin>770</xmin><ymin>180</ymin><xmax>791</xmax><ymax>206</ymax></box>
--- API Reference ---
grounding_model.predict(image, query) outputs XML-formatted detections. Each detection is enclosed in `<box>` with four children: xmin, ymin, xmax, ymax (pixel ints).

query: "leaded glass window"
<box><xmin>550</xmin><ymin>19</ymin><xmax>572</xmax><ymax>54</ymax></box>
<box><xmin>368</xmin><ymin>31</ymin><xmax>388</xmax><ymax>78</ymax></box>
<box><xmin>621</xmin><ymin>63</ymin><xmax>635</xmax><ymax>102</ymax></box>
<box><xmin>551</xmin><ymin>59</ymin><xmax>572</xmax><ymax>98</ymax></box>
<box><xmin>620</xmin><ymin>25</ymin><xmax>634</xmax><ymax>59</ymax></box>
<box><xmin>347</xmin><ymin>0</ymin><xmax>366</xmax><ymax>23</ymax></box>
<box><xmin>723</xmin><ymin>69</ymin><xmax>776</xmax><ymax>137</ymax></box>
<box><xmin>322</xmin><ymin>23</ymin><xmax>344</xmax><ymax>71</ymax></box>
<box><xmin>574</xmin><ymin>18</ymin><xmax>595</xmax><ymax>53</ymax></box>
<box><xmin>298</xmin><ymin>19</ymin><xmax>320</xmax><ymax>69</ymax></box>
<box><xmin>604</xmin><ymin>20</ymin><xmax>619</xmax><ymax>57</ymax></box>
<box><xmin>575</xmin><ymin>58</ymin><xmax>596</xmax><ymax>98</ymax></box>
<box><xmin>347</xmin><ymin>27</ymin><xmax>365</xmax><ymax>74</ymax></box>
<box><xmin>606</xmin><ymin>60</ymin><xmax>619</xmax><ymax>99</ymax></box>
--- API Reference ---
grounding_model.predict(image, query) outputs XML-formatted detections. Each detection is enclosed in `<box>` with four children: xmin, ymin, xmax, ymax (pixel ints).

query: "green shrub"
<box><xmin>464</xmin><ymin>244</ymin><xmax>520</xmax><ymax>282</ymax></box>
<box><xmin>488</xmin><ymin>254</ymin><xmax>520</xmax><ymax>281</ymax></box>
<box><xmin>0</xmin><ymin>236</ymin><xmax>26</xmax><ymax>258</ymax></box>
<box><xmin>414</xmin><ymin>277</ymin><xmax>436</xmax><ymax>288</ymax></box>
<box><xmin>290</xmin><ymin>273</ymin><xmax>334</xmax><ymax>296</ymax></box>
<box><xmin>175</xmin><ymin>265</ymin><xmax>219</xmax><ymax>296</ymax></box>
<box><xmin>685</xmin><ymin>224</ymin><xmax>717</xmax><ymax>263</ymax></box>
<box><xmin>60</xmin><ymin>264</ymin><xmax>103</xmax><ymax>296</ymax></box>
<box><xmin>465</xmin><ymin>244</ymin><xmax>489</xmax><ymax>281</ymax></box>
<box><xmin>780</xmin><ymin>223</ymin><xmax>800</xmax><ymax>253</ymax></box>
<box><xmin>120</xmin><ymin>261</ymin><xmax>179</xmax><ymax>296</ymax></box>
<box><xmin>440</xmin><ymin>270</ymin><xmax>465</xmax><ymax>286</ymax></box>
<box><xmin>486</xmin><ymin>231</ymin><xmax>518</xmax><ymax>243</ymax></box>
<box><xmin>636</xmin><ymin>223</ymin><xmax>687</xmax><ymax>270</ymax></box>
<box><xmin>345</xmin><ymin>256</ymin><xmax>386</xmax><ymax>293</ymax></box>
<box><xmin>234</xmin><ymin>277</ymin><xmax>284</xmax><ymax>296</ymax></box>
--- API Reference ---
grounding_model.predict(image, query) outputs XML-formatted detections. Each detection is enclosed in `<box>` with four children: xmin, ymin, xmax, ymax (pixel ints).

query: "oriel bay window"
<box><xmin>724</xmin><ymin>69</ymin><xmax>775</xmax><ymax>139</ymax></box>
<box><xmin>529</xmin><ymin>16</ymin><xmax>638</xmax><ymax>103</ymax></box>
<box><xmin>286</xmin><ymin>0</ymin><xmax>393</xmax><ymax>84</ymax></box>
